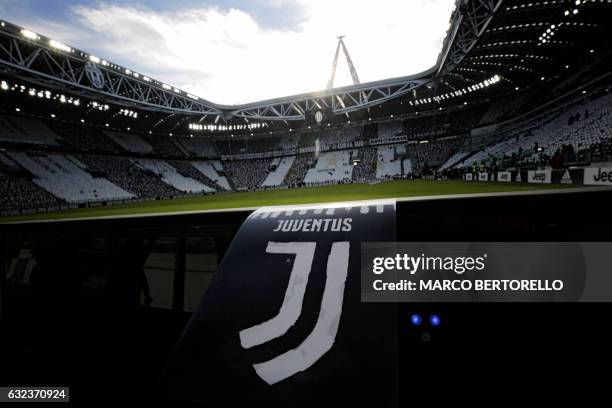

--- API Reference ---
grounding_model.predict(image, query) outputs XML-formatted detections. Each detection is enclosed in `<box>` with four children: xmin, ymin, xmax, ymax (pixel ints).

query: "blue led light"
<box><xmin>410</xmin><ymin>314</ymin><xmax>422</xmax><ymax>326</ymax></box>
<box><xmin>429</xmin><ymin>315</ymin><xmax>441</xmax><ymax>327</ymax></box>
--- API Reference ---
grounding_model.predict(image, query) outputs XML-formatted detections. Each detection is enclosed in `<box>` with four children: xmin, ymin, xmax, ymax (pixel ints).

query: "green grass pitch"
<box><xmin>1</xmin><ymin>179</ymin><xmax>579</xmax><ymax>223</ymax></box>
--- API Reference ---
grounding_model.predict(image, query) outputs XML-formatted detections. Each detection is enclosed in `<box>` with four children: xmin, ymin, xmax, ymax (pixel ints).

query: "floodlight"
<box><xmin>49</xmin><ymin>40</ymin><xmax>71</xmax><ymax>52</ymax></box>
<box><xmin>21</xmin><ymin>29</ymin><xmax>39</xmax><ymax>40</ymax></box>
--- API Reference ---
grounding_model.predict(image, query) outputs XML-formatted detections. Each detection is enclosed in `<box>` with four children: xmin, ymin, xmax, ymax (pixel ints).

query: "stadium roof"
<box><xmin>1</xmin><ymin>0</ymin><xmax>611</xmax><ymax>136</ymax></box>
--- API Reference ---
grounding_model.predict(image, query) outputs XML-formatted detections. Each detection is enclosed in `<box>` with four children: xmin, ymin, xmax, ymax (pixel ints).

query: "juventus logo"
<box><xmin>239</xmin><ymin>241</ymin><xmax>350</xmax><ymax>385</ymax></box>
<box><xmin>85</xmin><ymin>61</ymin><xmax>105</xmax><ymax>90</ymax></box>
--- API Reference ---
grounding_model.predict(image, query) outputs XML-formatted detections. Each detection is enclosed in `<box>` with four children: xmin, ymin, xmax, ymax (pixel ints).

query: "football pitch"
<box><xmin>1</xmin><ymin>179</ymin><xmax>581</xmax><ymax>223</ymax></box>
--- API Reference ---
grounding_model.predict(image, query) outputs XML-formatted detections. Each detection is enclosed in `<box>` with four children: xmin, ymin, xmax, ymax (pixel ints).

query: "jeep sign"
<box><xmin>497</xmin><ymin>171</ymin><xmax>511</xmax><ymax>182</ymax></box>
<box><xmin>528</xmin><ymin>169</ymin><xmax>551</xmax><ymax>184</ymax></box>
<box><xmin>584</xmin><ymin>167</ymin><xmax>612</xmax><ymax>186</ymax></box>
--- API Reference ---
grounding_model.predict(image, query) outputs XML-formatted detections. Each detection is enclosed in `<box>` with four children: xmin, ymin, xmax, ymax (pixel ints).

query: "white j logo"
<box><xmin>239</xmin><ymin>241</ymin><xmax>350</xmax><ymax>385</ymax></box>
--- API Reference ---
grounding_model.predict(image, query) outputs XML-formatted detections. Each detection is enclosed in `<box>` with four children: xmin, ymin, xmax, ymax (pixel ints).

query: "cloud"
<box><xmin>7</xmin><ymin>0</ymin><xmax>455</xmax><ymax>104</ymax></box>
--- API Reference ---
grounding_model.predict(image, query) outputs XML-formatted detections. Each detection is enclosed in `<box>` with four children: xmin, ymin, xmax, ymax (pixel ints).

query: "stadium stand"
<box><xmin>169</xmin><ymin>161</ymin><xmax>220</xmax><ymax>192</ymax></box>
<box><xmin>377</xmin><ymin>121</ymin><xmax>404</xmax><ymax>139</ymax></box>
<box><xmin>7</xmin><ymin>151</ymin><xmax>134</xmax><ymax>203</ymax></box>
<box><xmin>56</xmin><ymin>125</ymin><xmax>122</xmax><ymax>152</ymax></box>
<box><xmin>477</xmin><ymin>92</ymin><xmax>532</xmax><ymax>125</ymax></box>
<box><xmin>0</xmin><ymin>115</ymin><xmax>60</xmax><ymax>145</ymax></box>
<box><xmin>438</xmin><ymin>151</ymin><xmax>471</xmax><ymax>172</ymax></box>
<box><xmin>352</xmin><ymin>147</ymin><xmax>377</xmax><ymax>182</ymax></box>
<box><xmin>132</xmin><ymin>159</ymin><xmax>212</xmax><ymax>193</ymax></box>
<box><xmin>455</xmin><ymin>91</ymin><xmax>612</xmax><ymax>170</ymax></box>
<box><xmin>190</xmin><ymin>160</ymin><xmax>232</xmax><ymax>191</ymax></box>
<box><xmin>261</xmin><ymin>156</ymin><xmax>296</xmax><ymax>187</ymax></box>
<box><xmin>146</xmin><ymin>135</ymin><xmax>187</xmax><ymax>157</ymax></box>
<box><xmin>0</xmin><ymin>169</ymin><xmax>62</xmax><ymax>211</ymax></box>
<box><xmin>376</xmin><ymin>145</ymin><xmax>403</xmax><ymax>179</ymax></box>
<box><xmin>2</xmin><ymin>84</ymin><xmax>612</xmax><ymax>215</ymax></box>
<box><xmin>3</xmin><ymin>84</ymin><xmax>611</xmax><ymax>215</ymax></box>
<box><xmin>304</xmin><ymin>150</ymin><xmax>353</xmax><ymax>184</ymax></box>
<box><xmin>402</xmin><ymin>158</ymin><xmax>413</xmax><ymax>175</ymax></box>
<box><xmin>105</xmin><ymin>131</ymin><xmax>153</xmax><ymax>154</ymax></box>
<box><xmin>318</xmin><ymin>127</ymin><xmax>363</xmax><ymax>151</ymax></box>
<box><xmin>283</xmin><ymin>154</ymin><xmax>313</xmax><ymax>187</ymax></box>
<box><xmin>225</xmin><ymin>158</ymin><xmax>272</xmax><ymax>190</ymax></box>
<box><xmin>409</xmin><ymin>139</ymin><xmax>461</xmax><ymax>175</ymax></box>
<box><xmin>583</xmin><ymin>137</ymin><xmax>612</xmax><ymax>163</ymax></box>
<box><xmin>536</xmin><ymin>93</ymin><xmax>612</xmax><ymax>160</ymax></box>
<box><xmin>175</xmin><ymin>137</ymin><xmax>218</xmax><ymax>158</ymax></box>
<box><xmin>0</xmin><ymin>152</ymin><xmax>62</xmax><ymax>211</ymax></box>
<box><xmin>77</xmin><ymin>155</ymin><xmax>180</xmax><ymax>198</ymax></box>
<box><xmin>215</xmin><ymin>136</ymin><xmax>281</xmax><ymax>156</ymax></box>
<box><xmin>298</xmin><ymin>132</ymin><xmax>317</xmax><ymax>149</ymax></box>
<box><xmin>279</xmin><ymin>134</ymin><xmax>300</xmax><ymax>151</ymax></box>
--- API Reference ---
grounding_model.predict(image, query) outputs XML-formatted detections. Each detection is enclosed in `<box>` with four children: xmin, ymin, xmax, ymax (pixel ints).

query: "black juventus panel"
<box><xmin>163</xmin><ymin>200</ymin><xmax>397</xmax><ymax>407</ymax></box>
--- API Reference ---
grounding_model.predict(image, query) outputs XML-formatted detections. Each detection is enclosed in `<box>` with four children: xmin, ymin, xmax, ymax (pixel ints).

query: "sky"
<box><xmin>0</xmin><ymin>0</ymin><xmax>456</xmax><ymax>105</ymax></box>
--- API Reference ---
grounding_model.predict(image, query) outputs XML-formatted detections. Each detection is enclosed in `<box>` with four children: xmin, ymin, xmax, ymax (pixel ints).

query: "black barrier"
<box><xmin>163</xmin><ymin>201</ymin><xmax>398</xmax><ymax>407</ymax></box>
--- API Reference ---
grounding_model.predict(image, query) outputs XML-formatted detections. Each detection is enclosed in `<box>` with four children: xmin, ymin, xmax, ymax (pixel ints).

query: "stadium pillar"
<box><xmin>173</xmin><ymin>237</ymin><xmax>186</xmax><ymax>312</ymax></box>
